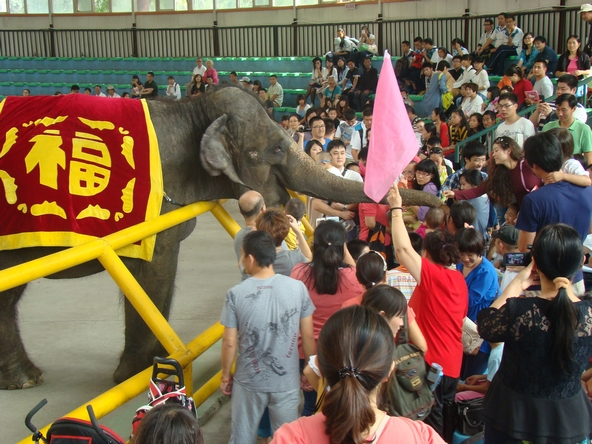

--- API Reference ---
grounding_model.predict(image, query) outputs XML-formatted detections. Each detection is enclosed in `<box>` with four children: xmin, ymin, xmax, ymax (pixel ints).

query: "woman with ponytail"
<box><xmin>271</xmin><ymin>306</ymin><xmax>444</xmax><ymax>444</ymax></box>
<box><xmin>291</xmin><ymin>220</ymin><xmax>364</xmax><ymax>416</ymax></box>
<box><xmin>478</xmin><ymin>223</ymin><xmax>592</xmax><ymax>443</ymax></box>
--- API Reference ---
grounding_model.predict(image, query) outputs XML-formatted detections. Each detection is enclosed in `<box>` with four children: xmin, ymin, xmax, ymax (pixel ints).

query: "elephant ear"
<box><xmin>200</xmin><ymin>114</ymin><xmax>247</xmax><ymax>186</ymax></box>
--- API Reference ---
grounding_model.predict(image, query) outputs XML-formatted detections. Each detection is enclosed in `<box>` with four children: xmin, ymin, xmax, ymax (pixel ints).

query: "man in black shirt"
<box><xmin>141</xmin><ymin>71</ymin><xmax>158</xmax><ymax>99</ymax></box>
<box><xmin>449</xmin><ymin>55</ymin><xmax>463</xmax><ymax>81</ymax></box>
<box><xmin>351</xmin><ymin>56</ymin><xmax>378</xmax><ymax>111</ymax></box>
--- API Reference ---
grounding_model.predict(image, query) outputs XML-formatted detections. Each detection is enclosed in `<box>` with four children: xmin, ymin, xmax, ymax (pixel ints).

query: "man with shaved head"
<box><xmin>234</xmin><ymin>191</ymin><xmax>266</xmax><ymax>277</ymax></box>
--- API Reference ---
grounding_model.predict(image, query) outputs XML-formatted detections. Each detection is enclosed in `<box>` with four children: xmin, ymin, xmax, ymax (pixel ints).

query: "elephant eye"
<box><xmin>274</xmin><ymin>146</ymin><xmax>283</xmax><ymax>154</ymax></box>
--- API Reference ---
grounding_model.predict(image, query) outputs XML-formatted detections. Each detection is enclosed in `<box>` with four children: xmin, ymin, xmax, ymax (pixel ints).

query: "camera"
<box><xmin>298</xmin><ymin>127</ymin><xmax>310</xmax><ymax>133</ymax></box>
<box><xmin>503</xmin><ymin>252</ymin><xmax>532</xmax><ymax>267</ymax></box>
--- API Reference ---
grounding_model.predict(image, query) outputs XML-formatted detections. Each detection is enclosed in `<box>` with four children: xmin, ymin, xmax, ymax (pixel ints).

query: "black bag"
<box><xmin>454</xmin><ymin>396</ymin><xmax>484</xmax><ymax>436</ymax></box>
<box><xmin>382</xmin><ymin>316</ymin><xmax>434</xmax><ymax>421</ymax></box>
<box><xmin>366</xmin><ymin>221</ymin><xmax>386</xmax><ymax>255</ymax></box>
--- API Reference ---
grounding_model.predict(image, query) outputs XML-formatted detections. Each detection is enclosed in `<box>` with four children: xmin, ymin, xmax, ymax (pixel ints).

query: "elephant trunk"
<box><xmin>279</xmin><ymin>145</ymin><xmax>443</xmax><ymax>208</ymax></box>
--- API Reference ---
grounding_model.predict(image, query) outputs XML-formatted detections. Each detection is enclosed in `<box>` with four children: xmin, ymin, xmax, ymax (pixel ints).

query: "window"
<box><xmin>272</xmin><ymin>0</ymin><xmax>291</xmax><ymax>5</ymax></box>
<box><xmin>192</xmin><ymin>0</ymin><xmax>212</xmax><ymax>10</ymax></box>
<box><xmin>53</xmin><ymin>0</ymin><xmax>73</xmax><ymax>13</ymax></box>
<box><xmin>9</xmin><ymin>0</ymin><xmax>25</xmax><ymax>13</ymax></box>
<box><xmin>27</xmin><ymin>0</ymin><xmax>48</xmax><ymax>13</ymax></box>
<box><xmin>216</xmin><ymin>0</ymin><xmax>235</xmax><ymax>9</ymax></box>
<box><xmin>111</xmin><ymin>0</ymin><xmax>131</xmax><ymax>12</ymax></box>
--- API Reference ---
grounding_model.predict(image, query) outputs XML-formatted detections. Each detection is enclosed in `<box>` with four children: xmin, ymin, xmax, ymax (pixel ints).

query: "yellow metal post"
<box><xmin>210</xmin><ymin>203</ymin><xmax>241</xmax><ymax>239</ymax></box>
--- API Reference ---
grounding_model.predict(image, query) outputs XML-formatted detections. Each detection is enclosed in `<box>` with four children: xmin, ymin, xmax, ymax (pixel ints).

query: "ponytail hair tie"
<box><xmin>553</xmin><ymin>277</ymin><xmax>570</xmax><ymax>290</ymax></box>
<box><xmin>327</xmin><ymin>242</ymin><xmax>332</xmax><ymax>246</ymax></box>
<box><xmin>339</xmin><ymin>366</ymin><xmax>360</xmax><ymax>379</ymax></box>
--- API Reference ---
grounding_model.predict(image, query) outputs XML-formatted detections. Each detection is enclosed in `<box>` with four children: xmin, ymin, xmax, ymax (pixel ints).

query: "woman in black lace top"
<box><xmin>477</xmin><ymin>223</ymin><xmax>592</xmax><ymax>444</ymax></box>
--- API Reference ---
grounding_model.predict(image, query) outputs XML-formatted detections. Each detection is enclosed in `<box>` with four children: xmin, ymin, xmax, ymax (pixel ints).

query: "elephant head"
<box><xmin>200</xmin><ymin>87</ymin><xmax>442</xmax><ymax>209</ymax></box>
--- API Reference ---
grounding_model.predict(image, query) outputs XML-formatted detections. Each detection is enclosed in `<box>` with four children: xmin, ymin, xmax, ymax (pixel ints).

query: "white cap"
<box><xmin>580</xmin><ymin>4</ymin><xmax>592</xmax><ymax>13</ymax></box>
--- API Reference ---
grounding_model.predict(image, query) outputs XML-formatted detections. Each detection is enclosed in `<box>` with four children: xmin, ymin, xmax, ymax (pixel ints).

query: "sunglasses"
<box><xmin>429</xmin><ymin>148</ymin><xmax>443</xmax><ymax>155</ymax></box>
<box><xmin>494</xmin><ymin>137</ymin><xmax>511</xmax><ymax>148</ymax></box>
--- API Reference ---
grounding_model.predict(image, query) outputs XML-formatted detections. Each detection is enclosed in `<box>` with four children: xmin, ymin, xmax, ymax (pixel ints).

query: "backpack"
<box><xmin>382</xmin><ymin>315</ymin><xmax>434</xmax><ymax>421</ymax></box>
<box><xmin>394</xmin><ymin>56</ymin><xmax>409</xmax><ymax>78</ymax></box>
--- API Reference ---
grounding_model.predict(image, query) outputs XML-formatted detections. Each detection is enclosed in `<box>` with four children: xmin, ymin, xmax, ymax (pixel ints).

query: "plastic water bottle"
<box><xmin>427</xmin><ymin>363</ymin><xmax>443</xmax><ymax>391</ymax></box>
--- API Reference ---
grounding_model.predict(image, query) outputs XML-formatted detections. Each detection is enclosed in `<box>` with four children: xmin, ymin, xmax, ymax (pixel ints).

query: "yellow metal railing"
<box><xmin>11</xmin><ymin>200</ymin><xmax>241</xmax><ymax>443</ymax></box>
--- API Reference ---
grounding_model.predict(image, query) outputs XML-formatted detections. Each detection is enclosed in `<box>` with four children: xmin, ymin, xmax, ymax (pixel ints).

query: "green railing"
<box><xmin>454</xmin><ymin>76</ymin><xmax>592</xmax><ymax>164</ymax></box>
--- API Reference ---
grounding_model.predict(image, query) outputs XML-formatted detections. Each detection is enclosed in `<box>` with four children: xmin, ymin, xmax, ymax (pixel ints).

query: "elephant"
<box><xmin>0</xmin><ymin>86</ymin><xmax>442</xmax><ymax>389</ymax></box>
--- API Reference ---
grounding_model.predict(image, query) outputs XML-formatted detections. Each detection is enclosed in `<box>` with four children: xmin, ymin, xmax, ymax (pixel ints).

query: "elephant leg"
<box><xmin>0</xmin><ymin>283</ymin><xmax>43</xmax><ymax>389</ymax></box>
<box><xmin>113</xmin><ymin>238</ymin><xmax>181</xmax><ymax>384</ymax></box>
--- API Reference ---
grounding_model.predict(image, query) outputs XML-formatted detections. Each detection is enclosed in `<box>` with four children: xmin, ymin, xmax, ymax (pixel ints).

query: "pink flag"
<box><xmin>364</xmin><ymin>50</ymin><xmax>418</xmax><ymax>202</ymax></box>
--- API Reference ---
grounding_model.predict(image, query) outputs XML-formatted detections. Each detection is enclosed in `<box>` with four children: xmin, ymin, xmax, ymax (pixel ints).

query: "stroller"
<box><xmin>130</xmin><ymin>356</ymin><xmax>197</xmax><ymax>437</ymax></box>
<box><xmin>25</xmin><ymin>398</ymin><xmax>125</xmax><ymax>444</ymax></box>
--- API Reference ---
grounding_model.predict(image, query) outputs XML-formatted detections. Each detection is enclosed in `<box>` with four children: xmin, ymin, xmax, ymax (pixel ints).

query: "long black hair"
<box><xmin>413</xmin><ymin>158</ymin><xmax>441</xmax><ymax>191</ymax></box>
<box><xmin>304</xmin><ymin>220</ymin><xmax>349</xmax><ymax>295</ymax></box>
<box><xmin>532</xmin><ymin>223</ymin><xmax>582</xmax><ymax>375</ymax></box>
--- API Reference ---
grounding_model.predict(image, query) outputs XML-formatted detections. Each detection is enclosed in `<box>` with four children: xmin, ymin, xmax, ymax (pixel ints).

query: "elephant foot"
<box><xmin>0</xmin><ymin>365</ymin><xmax>43</xmax><ymax>390</ymax></box>
<box><xmin>113</xmin><ymin>343</ymin><xmax>166</xmax><ymax>384</ymax></box>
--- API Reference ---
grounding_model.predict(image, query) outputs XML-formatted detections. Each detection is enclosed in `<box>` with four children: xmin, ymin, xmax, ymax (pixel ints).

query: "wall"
<box><xmin>0</xmin><ymin>0</ymin><xmax>581</xmax><ymax>30</ymax></box>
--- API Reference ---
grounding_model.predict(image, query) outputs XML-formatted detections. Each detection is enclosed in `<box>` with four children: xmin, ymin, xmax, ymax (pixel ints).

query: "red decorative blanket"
<box><xmin>0</xmin><ymin>95</ymin><xmax>163</xmax><ymax>261</ymax></box>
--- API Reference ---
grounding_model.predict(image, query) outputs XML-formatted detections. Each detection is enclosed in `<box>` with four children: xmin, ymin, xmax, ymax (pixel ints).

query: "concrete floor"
<box><xmin>1</xmin><ymin>200</ymin><xmax>240</xmax><ymax>443</ymax></box>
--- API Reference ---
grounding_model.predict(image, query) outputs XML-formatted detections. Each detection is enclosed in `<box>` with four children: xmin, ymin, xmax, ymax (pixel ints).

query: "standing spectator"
<box><xmin>454</xmin><ymin>228</ymin><xmax>499</xmax><ymax>379</ymax></box>
<box><xmin>221</xmin><ymin>230</ymin><xmax>315</xmax><ymax>444</ymax></box>
<box><xmin>516</xmin><ymin>132</ymin><xmax>592</xmax><ymax>296</ymax></box>
<box><xmin>388</xmin><ymin>185</ymin><xmax>468</xmax><ymax>440</ymax></box>
<box><xmin>290</xmin><ymin>221</ymin><xmax>363</xmax><ymax>416</ymax></box>
<box><xmin>271</xmin><ymin>306</ymin><xmax>445</xmax><ymax>444</ymax></box>
<box><xmin>581</xmin><ymin>3</ymin><xmax>592</xmax><ymax>56</ymax></box>
<box><xmin>204</xmin><ymin>60</ymin><xmax>219</xmax><ymax>85</ymax></box>
<box><xmin>192</xmin><ymin>57</ymin><xmax>206</xmax><ymax>78</ymax></box>
<box><xmin>351</xmin><ymin>56</ymin><xmax>378</xmax><ymax>111</ymax></box>
<box><xmin>106</xmin><ymin>85</ymin><xmax>120</xmax><ymax>98</ymax></box>
<box><xmin>166</xmin><ymin>76</ymin><xmax>181</xmax><ymax>100</ymax></box>
<box><xmin>267</xmin><ymin>75</ymin><xmax>284</xmax><ymax>107</ymax></box>
<box><xmin>542</xmin><ymin>94</ymin><xmax>592</xmax><ymax>164</ymax></box>
<box><xmin>94</xmin><ymin>85</ymin><xmax>106</xmax><ymax>97</ymax></box>
<box><xmin>140</xmin><ymin>72</ymin><xmax>158</xmax><ymax>99</ymax></box>
<box><xmin>515</xmin><ymin>32</ymin><xmax>538</xmax><ymax>76</ymax></box>
<box><xmin>486</xmin><ymin>14</ymin><xmax>525</xmax><ymax>76</ymax></box>
<box><xmin>555</xmin><ymin>34</ymin><xmax>592</xmax><ymax>79</ymax></box>
<box><xmin>528</xmin><ymin>59</ymin><xmax>554</xmax><ymax>104</ymax></box>
<box><xmin>494</xmin><ymin>93</ymin><xmax>535</xmax><ymax>147</ymax></box>
<box><xmin>533</xmin><ymin>36</ymin><xmax>558</xmax><ymax>76</ymax></box>
<box><xmin>478</xmin><ymin>224</ymin><xmax>592</xmax><ymax>443</ymax></box>
<box><xmin>418</xmin><ymin>61</ymin><xmax>448</xmax><ymax>118</ymax></box>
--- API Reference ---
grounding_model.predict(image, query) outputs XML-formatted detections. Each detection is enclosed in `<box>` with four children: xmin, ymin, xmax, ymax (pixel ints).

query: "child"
<box><xmin>327</xmin><ymin>107</ymin><xmax>340</xmax><ymax>129</ymax></box>
<box><xmin>544</xmin><ymin>127</ymin><xmax>592</xmax><ymax>187</ymax></box>
<box><xmin>284</xmin><ymin>198</ymin><xmax>308</xmax><ymax>251</ymax></box>
<box><xmin>459</xmin><ymin>169</ymin><xmax>490</xmax><ymax>236</ymax></box>
<box><xmin>415</xmin><ymin>207</ymin><xmax>445</xmax><ymax>238</ymax></box>
<box><xmin>409</xmin><ymin>159</ymin><xmax>442</xmax><ymax>223</ymax></box>
<box><xmin>488</xmin><ymin>225</ymin><xmax>521</xmax><ymax>291</ymax></box>
<box><xmin>447</xmin><ymin>109</ymin><xmax>468</xmax><ymax>157</ymax></box>
<box><xmin>346</xmin><ymin>239</ymin><xmax>370</xmax><ymax>262</ymax></box>
<box><xmin>456</xmin><ymin>342</ymin><xmax>504</xmax><ymax>399</ymax></box>
<box><xmin>401</xmin><ymin>89</ymin><xmax>414</xmax><ymax>107</ymax></box>
<box><xmin>400</xmin><ymin>160</ymin><xmax>420</xmax><ymax>230</ymax></box>
<box><xmin>503</xmin><ymin>202</ymin><xmax>519</xmax><ymax>226</ymax></box>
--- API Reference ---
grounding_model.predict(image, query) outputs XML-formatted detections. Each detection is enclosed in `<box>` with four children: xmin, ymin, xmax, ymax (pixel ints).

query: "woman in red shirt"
<box><xmin>387</xmin><ymin>184</ymin><xmax>468</xmax><ymax>439</ymax></box>
<box><xmin>505</xmin><ymin>65</ymin><xmax>533</xmax><ymax>105</ymax></box>
<box><xmin>291</xmin><ymin>220</ymin><xmax>364</xmax><ymax>417</ymax></box>
<box><xmin>431</xmin><ymin>108</ymin><xmax>450</xmax><ymax>148</ymax></box>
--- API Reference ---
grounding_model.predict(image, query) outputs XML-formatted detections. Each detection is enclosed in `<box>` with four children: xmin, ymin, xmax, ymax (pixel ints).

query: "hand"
<box><xmin>398</xmin><ymin>175</ymin><xmax>408</xmax><ymax>188</ymax></box>
<box><xmin>513</xmin><ymin>261</ymin><xmax>539</xmax><ymax>291</ymax></box>
<box><xmin>286</xmin><ymin>214</ymin><xmax>300</xmax><ymax>231</ymax></box>
<box><xmin>457</xmin><ymin>382</ymin><xmax>467</xmax><ymax>392</ymax></box>
<box><xmin>544</xmin><ymin>171</ymin><xmax>564</xmax><ymax>184</ymax></box>
<box><xmin>443</xmin><ymin>190</ymin><xmax>456</xmax><ymax>199</ymax></box>
<box><xmin>465</xmin><ymin>375</ymin><xmax>484</xmax><ymax>385</ymax></box>
<box><xmin>220</xmin><ymin>377</ymin><xmax>233</xmax><ymax>396</ymax></box>
<box><xmin>298</xmin><ymin>132</ymin><xmax>304</xmax><ymax>140</ymax></box>
<box><xmin>387</xmin><ymin>181</ymin><xmax>403</xmax><ymax>208</ymax></box>
<box><xmin>301</xmin><ymin>373</ymin><xmax>313</xmax><ymax>391</ymax></box>
<box><xmin>574</xmin><ymin>70</ymin><xmax>583</xmax><ymax>77</ymax></box>
<box><xmin>340</xmin><ymin>210</ymin><xmax>356</xmax><ymax>220</ymax></box>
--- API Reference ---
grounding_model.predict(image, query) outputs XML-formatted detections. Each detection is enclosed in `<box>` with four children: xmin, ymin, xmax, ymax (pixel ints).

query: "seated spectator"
<box><xmin>436</xmin><ymin>47</ymin><xmax>453</xmax><ymax>65</ymax></box>
<box><xmin>468</xmin><ymin>113</ymin><xmax>486</xmax><ymax>142</ymax></box>
<box><xmin>140</xmin><ymin>72</ymin><xmax>158</xmax><ymax>99</ymax></box>
<box><xmin>487</xmin><ymin>225</ymin><xmax>520</xmax><ymax>289</ymax></box>
<box><xmin>428</xmin><ymin>145</ymin><xmax>453</xmax><ymax>189</ymax></box>
<box><xmin>304</xmin><ymin>139</ymin><xmax>323</xmax><ymax>161</ymax></box>
<box><xmin>327</xmin><ymin>107</ymin><xmax>340</xmax><ymax>130</ymax></box>
<box><xmin>258</xmin><ymin>88</ymin><xmax>275</xmax><ymax>117</ymax></box>
<box><xmin>533</xmin><ymin>35</ymin><xmax>558</xmax><ymax>76</ymax></box>
<box><xmin>475</xmin><ymin>18</ymin><xmax>495</xmax><ymax>58</ymax></box>
<box><xmin>252</xmin><ymin>80</ymin><xmax>262</xmax><ymax>92</ymax></box>
<box><xmin>190</xmin><ymin>74</ymin><xmax>205</xmax><ymax>96</ymax></box>
<box><xmin>452</xmin><ymin>55</ymin><xmax>476</xmax><ymax>96</ymax></box>
<box><xmin>516</xmin><ymin>32</ymin><xmax>538</xmax><ymax>76</ymax></box>
<box><xmin>482</xmin><ymin>111</ymin><xmax>498</xmax><ymax>147</ymax></box>
<box><xmin>460</xmin><ymin>82</ymin><xmax>484</xmax><ymax>117</ymax></box>
<box><xmin>22</xmin><ymin>88</ymin><xmax>30</xmax><ymax>96</ymax></box>
<box><xmin>388</xmin><ymin>185</ymin><xmax>468</xmax><ymax>439</ymax></box>
<box><xmin>528</xmin><ymin>59</ymin><xmax>554</xmax><ymax>105</ymax></box>
<box><xmin>341</xmin><ymin>59</ymin><xmax>360</xmax><ymax>98</ymax></box>
<box><xmin>84</xmin><ymin>87</ymin><xmax>91</xmax><ymax>95</ymax></box>
<box><xmin>448</xmin><ymin>55</ymin><xmax>463</xmax><ymax>81</ymax></box>
<box><xmin>228</xmin><ymin>71</ymin><xmax>241</xmax><ymax>87</ymax></box>
<box><xmin>122</xmin><ymin>92</ymin><xmax>131</xmax><ymax>98</ymax></box>
<box><xmin>542</xmin><ymin>94</ymin><xmax>592</xmax><ymax>165</ymax></box>
<box><xmin>483</xmin><ymin>86</ymin><xmax>500</xmax><ymax>112</ymax></box>
<box><xmin>505</xmin><ymin>65</ymin><xmax>533</xmax><ymax>105</ymax></box>
<box><xmin>332</xmin><ymin>27</ymin><xmax>357</xmax><ymax>62</ymax></box>
<box><xmin>472</xmin><ymin>56</ymin><xmax>490</xmax><ymax>94</ymax></box>
<box><xmin>351</xmin><ymin>56</ymin><xmax>378</xmax><ymax>111</ymax></box>
<box><xmin>422</xmin><ymin>37</ymin><xmax>439</xmax><ymax>63</ymax></box>
<box><xmin>477</xmin><ymin>13</ymin><xmax>509</xmax><ymax>60</ymax></box>
<box><xmin>295</xmin><ymin>94</ymin><xmax>311</xmax><ymax>120</ymax></box>
<box><xmin>131</xmin><ymin>75</ymin><xmax>142</xmax><ymax>98</ymax></box>
<box><xmin>477</xmin><ymin>224</ymin><xmax>592</xmax><ymax>443</ymax></box>
<box><xmin>544</xmin><ymin>127</ymin><xmax>592</xmax><ymax>187</ymax></box>
<box><xmin>204</xmin><ymin>59</ymin><xmax>219</xmax><ymax>85</ymax></box>
<box><xmin>240</xmin><ymin>76</ymin><xmax>252</xmax><ymax>91</ymax></box>
<box><xmin>447</xmin><ymin>109</ymin><xmax>469</xmax><ymax>157</ymax></box>
<box><xmin>486</xmin><ymin>14</ymin><xmax>525</xmax><ymax>76</ymax></box>
<box><xmin>192</xmin><ymin>57</ymin><xmax>206</xmax><ymax>78</ymax></box>
<box><xmin>530</xmin><ymin>74</ymin><xmax>588</xmax><ymax>130</ymax></box>
<box><xmin>555</xmin><ymin>34</ymin><xmax>591</xmax><ymax>79</ymax></box>
<box><xmin>335</xmin><ymin>57</ymin><xmax>349</xmax><ymax>89</ymax></box>
<box><xmin>70</xmin><ymin>84</ymin><xmax>80</xmax><ymax>94</ymax></box>
<box><xmin>165</xmin><ymin>76</ymin><xmax>181</xmax><ymax>100</ymax></box>
<box><xmin>431</xmin><ymin>108</ymin><xmax>450</xmax><ymax>148</ymax></box>
<box><xmin>267</xmin><ymin>74</ymin><xmax>284</xmax><ymax>107</ymax></box>
<box><xmin>94</xmin><ymin>84</ymin><xmax>106</xmax><ymax>97</ymax></box>
<box><xmin>272</xmin><ymin>306</ymin><xmax>444</xmax><ymax>443</ymax></box>
<box><xmin>323</xmin><ymin>118</ymin><xmax>336</xmax><ymax>140</ymax></box>
<box><xmin>308</xmin><ymin>116</ymin><xmax>331</xmax><ymax>150</ymax></box>
<box><xmin>451</xmin><ymin>38</ymin><xmax>469</xmax><ymax>56</ymax></box>
<box><xmin>284</xmin><ymin>197</ymin><xmax>308</xmax><ymax>251</ymax></box>
<box><xmin>493</xmin><ymin>93</ymin><xmax>535</xmax><ymax>147</ymax></box>
<box><xmin>454</xmin><ymin>227</ymin><xmax>499</xmax><ymax>379</ymax></box>
<box><xmin>131</xmin><ymin>403</ymin><xmax>204</xmax><ymax>444</ymax></box>
<box><xmin>446</xmin><ymin>201</ymin><xmax>477</xmax><ymax>236</ymax></box>
<box><xmin>106</xmin><ymin>85</ymin><xmax>120</xmax><ymax>98</ymax></box>
<box><xmin>305</xmin><ymin>57</ymin><xmax>324</xmax><ymax>106</ymax></box>
<box><xmin>320</xmin><ymin>76</ymin><xmax>341</xmax><ymax>106</ymax></box>
<box><xmin>256</xmin><ymin>210</ymin><xmax>311</xmax><ymax>276</ymax></box>
<box><xmin>335</xmin><ymin>109</ymin><xmax>360</xmax><ymax>160</ymax></box>
<box><xmin>287</xmin><ymin>114</ymin><xmax>300</xmax><ymax>143</ymax></box>
<box><xmin>419</xmin><ymin>123</ymin><xmax>438</xmax><ymax>157</ymax></box>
